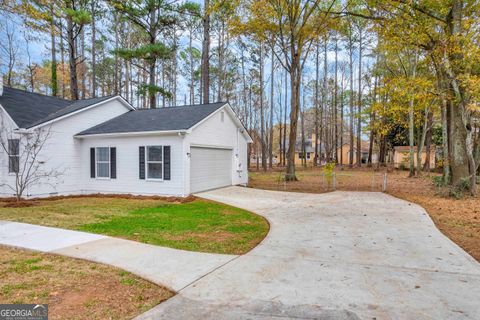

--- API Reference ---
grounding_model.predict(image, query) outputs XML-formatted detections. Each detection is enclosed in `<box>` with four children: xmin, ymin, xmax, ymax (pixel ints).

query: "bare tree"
<box><xmin>0</xmin><ymin>20</ymin><xmax>19</xmax><ymax>87</ymax></box>
<box><xmin>24</xmin><ymin>33</ymin><xmax>38</xmax><ymax>92</ymax></box>
<box><xmin>0</xmin><ymin>116</ymin><xmax>64</xmax><ymax>201</ymax></box>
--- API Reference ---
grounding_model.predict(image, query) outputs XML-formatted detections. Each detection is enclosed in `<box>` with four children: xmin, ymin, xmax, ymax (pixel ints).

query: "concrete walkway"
<box><xmin>139</xmin><ymin>187</ymin><xmax>480</xmax><ymax>320</ymax></box>
<box><xmin>0</xmin><ymin>221</ymin><xmax>236</xmax><ymax>291</ymax></box>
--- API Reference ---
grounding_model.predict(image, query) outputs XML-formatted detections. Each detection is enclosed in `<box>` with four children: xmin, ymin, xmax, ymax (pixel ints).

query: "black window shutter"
<box><xmin>110</xmin><ymin>147</ymin><xmax>117</xmax><ymax>179</ymax></box>
<box><xmin>164</xmin><ymin>146</ymin><xmax>171</xmax><ymax>180</ymax></box>
<box><xmin>139</xmin><ymin>146</ymin><xmax>145</xmax><ymax>179</ymax></box>
<box><xmin>90</xmin><ymin>148</ymin><xmax>95</xmax><ymax>178</ymax></box>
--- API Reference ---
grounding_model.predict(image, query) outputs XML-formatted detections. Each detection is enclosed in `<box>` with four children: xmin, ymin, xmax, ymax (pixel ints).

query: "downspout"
<box><xmin>179</xmin><ymin>131</ymin><xmax>188</xmax><ymax>197</ymax></box>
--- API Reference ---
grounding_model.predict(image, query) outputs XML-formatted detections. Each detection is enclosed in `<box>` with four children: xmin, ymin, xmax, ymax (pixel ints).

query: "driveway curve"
<box><xmin>138</xmin><ymin>187</ymin><xmax>480</xmax><ymax>320</ymax></box>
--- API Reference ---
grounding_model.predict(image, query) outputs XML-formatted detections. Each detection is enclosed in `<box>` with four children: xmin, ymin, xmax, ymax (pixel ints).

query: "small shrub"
<box><xmin>447</xmin><ymin>178</ymin><xmax>470</xmax><ymax>199</ymax></box>
<box><xmin>432</xmin><ymin>176</ymin><xmax>444</xmax><ymax>188</ymax></box>
<box><xmin>455</xmin><ymin>177</ymin><xmax>470</xmax><ymax>190</ymax></box>
<box><xmin>322</xmin><ymin>162</ymin><xmax>336</xmax><ymax>178</ymax></box>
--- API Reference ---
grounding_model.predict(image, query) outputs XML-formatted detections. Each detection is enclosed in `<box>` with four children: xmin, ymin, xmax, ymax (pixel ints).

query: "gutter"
<box><xmin>74</xmin><ymin>129</ymin><xmax>189</xmax><ymax>139</ymax></box>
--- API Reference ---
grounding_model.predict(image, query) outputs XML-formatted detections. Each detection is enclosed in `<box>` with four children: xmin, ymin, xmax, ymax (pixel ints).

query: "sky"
<box><xmin>0</xmin><ymin>4</ymin><xmax>374</xmax><ymax>112</ymax></box>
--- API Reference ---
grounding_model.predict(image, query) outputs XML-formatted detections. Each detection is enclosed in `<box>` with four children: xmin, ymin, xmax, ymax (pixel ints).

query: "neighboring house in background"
<box><xmin>294</xmin><ymin>134</ymin><xmax>327</xmax><ymax>165</ymax></box>
<box><xmin>336</xmin><ymin>141</ymin><xmax>378</xmax><ymax>165</ymax></box>
<box><xmin>392</xmin><ymin>146</ymin><xmax>436</xmax><ymax>169</ymax></box>
<box><xmin>0</xmin><ymin>86</ymin><xmax>251</xmax><ymax>198</ymax></box>
<box><xmin>295</xmin><ymin>140</ymin><xmax>315</xmax><ymax>165</ymax></box>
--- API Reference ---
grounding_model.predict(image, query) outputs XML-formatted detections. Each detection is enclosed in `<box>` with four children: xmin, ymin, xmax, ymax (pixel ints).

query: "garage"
<box><xmin>190</xmin><ymin>147</ymin><xmax>233</xmax><ymax>193</ymax></box>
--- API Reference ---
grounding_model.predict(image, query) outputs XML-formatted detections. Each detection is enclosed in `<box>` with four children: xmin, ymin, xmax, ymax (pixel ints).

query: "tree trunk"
<box><xmin>334</xmin><ymin>35</ymin><xmax>338</xmax><ymax>164</ymax></box>
<box><xmin>201</xmin><ymin>0</ymin><xmax>210</xmax><ymax>104</ymax></box>
<box><xmin>148</xmin><ymin>8</ymin><xmax>157</xmax><ymax>109</ymax></box>
<box><xmin>50</xmin><ymin>4</ymin><xmax>58</xmax><ymax>97</ymax></box>
<box><xmin>279</xmin><ymin>86</ymin><xmax>283</xmax><ymax>167</ymax></box>
<box><xmin>408</xmin><ymin>97</ymin><xmax>415</xmax><ymax>177</ymax></box>
<box><xmin>189</xmin><ymin>28</ymin><xmax>194</xmax><ymax>104</ymax></box>
<box><xmin>340</xmin><ymin>70</ymin><xmax>344</xmax><ymax>165</ymax></box>
<box><xmin>408</xmin><ymin>52</ymin><xmax>418</xmax><ymax>177</ymax></box>
<box><xmin>80</xmin><ymin>27</ymin><xmax>86</xmax><ymax>99</ymax></box>
<box><xmin>66</xmin><ymin>3</ymin><xmax>79</xmax><ymax>100</ymax></box>
<box><xmin>283</xmin><ymin>68</ymin><xmax>287</xmax><ymax>166</ymax></box>
<box><xmin>368</xmin><ymin>73</ymin><xmax>378</xmax><ymax>167</ymax></box>
<box><xmin>323</xmin><ymin>37</ymin><xmax>328</xmax><ymax>161</ymax></box>
<box><xmin>91</xmin><ymin>0</ymin><xmax>96</xmax><ymax>98</ymax></box>
<box><xmin>114</xmin><ymin>13</ymin><xmax>120</xmax><ymax>95</ymax></box>
<box><xmin>348</xmin><ymin>33</ymin><xmax>354</xmax><ymax>167</ymax></box>
<box><xmin>286</xmin><ymin>59</ymin><xmax>301</xmax><ymax>181</ymax></box>
<box><xmin>60</xmin><ymin>19</ymin><xmax>66</xmax><ymax>99</ymax></box>
<box><xmin>149</xmin><ymin>52</ymin><xmax>156</xmax><ymax>108</ymax></box>
<box><xmin>259</xmin><ymin>43</ymin><xmax>267</xmax><ymax>171</ymax></box>
<box><xmin>444</xmin><ymin>0</ymin><xmax>476</xmax><ymax>195</ymax></box>
<box><xmin>423</xmin><ymin>111</ymin><xmax>433</xmax><ymax>171</ymax></box>
<box><xmin>172</xmin><ymin>32</ymin><xmax>178</xmax><ymax>105</ymax></box>
<box><xmin>269</xmin><ymin>45</ymin><xmax>274</xmax><ymax>169</ymax></box>
<box><xmin>356</xmin><ymin>28</ymin><xmax>362</xmax><ymax>166</ymax></box>
<box><xmin>416</xmin><ymin>109</ymin><xmax>429</xmax><ymax>176</ymax></box>
<box><xmin>314</xmin><ymin>40</ymin><xmax>320</xmax><ymax>166</ymax></box>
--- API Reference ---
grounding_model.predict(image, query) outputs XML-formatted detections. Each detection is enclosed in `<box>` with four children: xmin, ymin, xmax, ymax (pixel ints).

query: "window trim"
<box><xmin>145</xmin><ymin>145</ymin><xmax>164</xmax><ymax>181</ymax></box>
<box><xmin>95</xmin><ymin>147</ymin><xmax>111</xmax><ymax>179</ymax></box>
<box><xmin>8</xmin><ymin>139</ymin><xmax>19</xmax><ymax>174</ymax></box>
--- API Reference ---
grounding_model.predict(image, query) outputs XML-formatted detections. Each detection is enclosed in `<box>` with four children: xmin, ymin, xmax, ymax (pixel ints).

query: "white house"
<box><xmin>0</xmin><ymin>86</ymin><xmax>252</xmax><ymax>198</ymax></box>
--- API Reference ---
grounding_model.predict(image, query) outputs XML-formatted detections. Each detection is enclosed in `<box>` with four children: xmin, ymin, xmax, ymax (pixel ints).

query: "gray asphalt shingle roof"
<box><xmin>0</xmin><ymin>87</ymin><xmax>70</xmax><ymax>128</ymax></box>
<box><xmin>76</xmin><ymin>102</ymin><xmax>227</xmax><ymax>136</ymax></box>
<box><xmin>26</xmin><ymin>95</ymin><xmax>114</xmax><ymax>128</ymax></box>
<box><xmin>0</xmin><ymin>87</ymin><xmax>115</xmax><ymax>128</ymax></box>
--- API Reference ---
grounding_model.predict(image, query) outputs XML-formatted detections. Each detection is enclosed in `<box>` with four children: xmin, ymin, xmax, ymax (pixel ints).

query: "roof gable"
<box><xmin>0</xmin><ymin>87</ymin><xmax>128</xmax><ymax>129</ymax></box>
<box><xmin>0</xmin><ymin>87</ymin><xmax>71</xmax><ymax>128</ymax></box>
<box><xmin>26</xmin><ymin>95</ymin><xmax>116</xmax><ymax>128</ymax></box>
<box><xmin>76</xmin><ymin>102</ymin><xmax>227</xmax><ymax>136</ymax></box>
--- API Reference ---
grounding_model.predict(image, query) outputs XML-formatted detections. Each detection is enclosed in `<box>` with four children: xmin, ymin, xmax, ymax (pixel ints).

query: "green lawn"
<box><xmin>0</xmin><ymin>197</ymin><xmax>269</xmax><ymax>255</ymax></box>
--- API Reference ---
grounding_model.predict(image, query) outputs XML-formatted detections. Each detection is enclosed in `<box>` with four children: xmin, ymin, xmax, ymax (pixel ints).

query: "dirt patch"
<box><xmin>249</xmin><ymin>166</ymin><xmax>480</xmax><ymax>261</ymax></box>
<box><xmin>0</xmin><ymin>193</ymin><xmax>196</xmax><ymax>205</ymax></box>
<box><xmin>2</xmin><ymin>201</ymin><xmax>40</xmax><ymax>208</ymax></box>
<box><xmin>0</xmin><ymin>246</ymin><xmax>174</xmax><ymax>319</ymax></box>
<box><xmin>164</xmin><ymin>231</ymin><xmax>235</xmax><ymax>243</ymax></box>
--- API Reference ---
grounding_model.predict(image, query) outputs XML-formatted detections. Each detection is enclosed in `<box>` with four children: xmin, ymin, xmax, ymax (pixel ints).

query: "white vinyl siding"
<box><xmin>190</xmin><ymin>147</ymin><xmax>232</xmax><ymax>193</ymax></box>
<box><xmin>1</xmin><ymin>98</ymin><xmax>130</xmax><ymax>197</ymax></box>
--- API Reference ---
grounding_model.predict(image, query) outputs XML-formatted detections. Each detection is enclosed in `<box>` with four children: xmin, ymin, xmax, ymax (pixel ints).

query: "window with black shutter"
<box><xmin>91</xmin><ymin>147</ymin><xmax>114</xmax><ymax>179</ymax></box>
<box><xmin>110</xmin><ymin>147</ymin><xmax>117</xmax><ymax>179</ymax></box>
<box><xmin>8</xmin><ymin>139</ymin><xmax>19</xmax><ymax>173</ymax></box>
<box><xmin>139</xmin><ymin>145</ymin><xmax>170</xmax><ymax>181</ymax></box>
<box><xmin>90</xmin><ymin>148</ymin><xmax>95</xmax><ymax>178</ymax></box>
<box><xmin>164</xmin><ymin>146</ymin><xmax>171</xmax><ymax>180</ymax></box>
<box><xmin>139</xmin><ymin>146</ymin><xmax>145</xmax><ymax>179</ymax></box>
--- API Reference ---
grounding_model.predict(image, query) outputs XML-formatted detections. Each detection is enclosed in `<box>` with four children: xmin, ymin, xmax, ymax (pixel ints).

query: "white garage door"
<box><xmin>190</xmin><ymin>147</ymin><xmax>232</xmax><ymax>193</ymax></box>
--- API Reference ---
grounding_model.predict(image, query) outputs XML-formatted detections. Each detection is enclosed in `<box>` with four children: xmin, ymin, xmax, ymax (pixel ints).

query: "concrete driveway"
<box><xmin>139</xmin><ymin>187</ymin><xmax>480</xmax><ymax>320</ymax></box>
